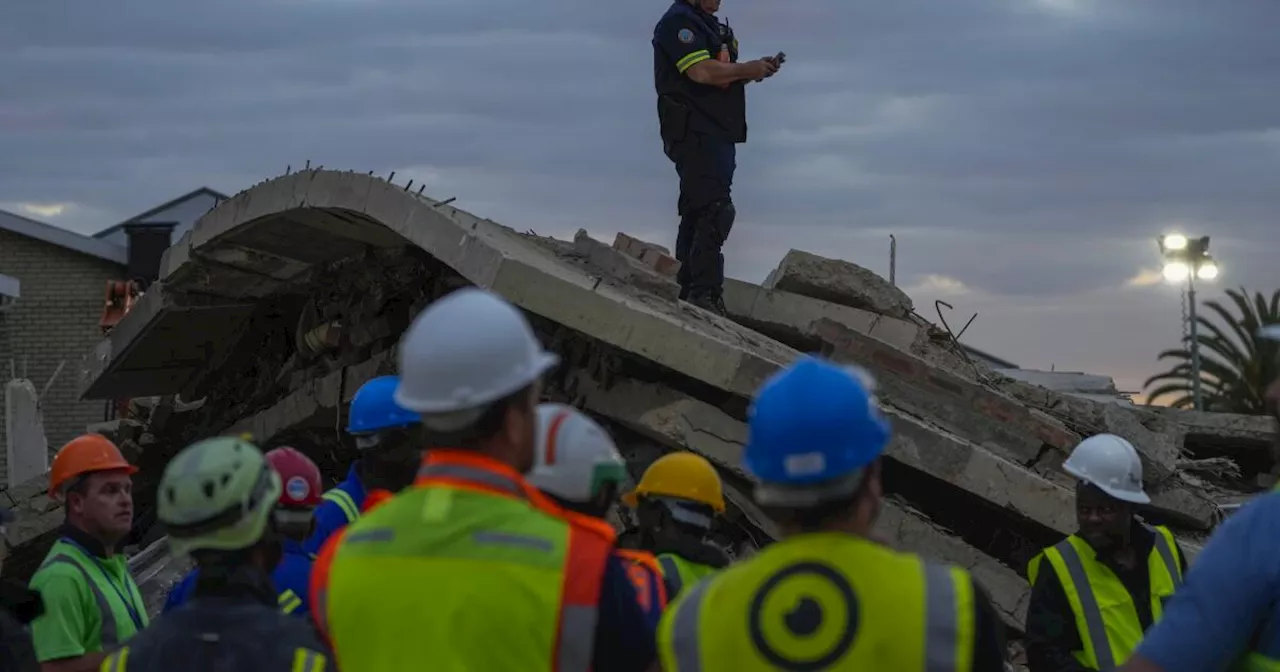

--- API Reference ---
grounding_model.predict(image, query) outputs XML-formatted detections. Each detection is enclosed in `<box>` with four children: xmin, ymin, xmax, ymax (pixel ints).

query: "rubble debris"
<box><xmin>47</xmin><ymin>169</ymin><xmax>1248</xmax><ymax>622</ymax></box>
<box><xmin>763</xmin><ymin>249</ymin><xmax>915</xmax><ymax>319</ymax></box>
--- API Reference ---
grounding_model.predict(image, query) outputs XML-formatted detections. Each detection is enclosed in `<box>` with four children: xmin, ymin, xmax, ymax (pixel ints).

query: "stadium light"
<box><xmin>1156</xmin><ymin>233</ymin><xmax>1218</xmax><ymax>411</ymax></box>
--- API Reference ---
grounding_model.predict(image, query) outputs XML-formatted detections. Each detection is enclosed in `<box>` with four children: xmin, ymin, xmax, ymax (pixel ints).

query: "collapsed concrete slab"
<box><xmin>61</xmin><ymin>169</ymin><xmax>1219</xmax><ymax>614</ymax></box>
<box><xmin>764</xmin><ymin>249</ymin><xmax>914</xmax><ymax>319</ymax></box>
<box><xmin>721</xmin><ymin>277</ymin><xmax>1218</xmax><ymax>529</ymax></box>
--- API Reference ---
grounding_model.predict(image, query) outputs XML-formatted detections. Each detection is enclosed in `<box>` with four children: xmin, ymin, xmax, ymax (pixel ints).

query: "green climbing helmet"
<box><xmin>158</xmin><ymin>436</ymin><xmax>282</xmax><ymax>557</ymax></box>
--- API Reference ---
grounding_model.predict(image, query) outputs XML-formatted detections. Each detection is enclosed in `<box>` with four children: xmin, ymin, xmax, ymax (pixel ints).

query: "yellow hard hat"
<box><xmin>621</xmin><ymin>451</ymin><xmax>725</xmax><ymax>513</ymax></box>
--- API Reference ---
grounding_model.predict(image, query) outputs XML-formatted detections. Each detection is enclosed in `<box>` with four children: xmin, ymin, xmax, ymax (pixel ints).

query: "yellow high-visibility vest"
<box><xmin>1027</xmin><ymin>525</ymin><xmax>1183</xmax><ymax>670</ymax></box>
<box><xmin>656</xmin><ymin>552</ymin><xmax>721</xmax><ymax>600</ymax></box>
<box><xmin>322</xmin><ymin>452</ymin><xmax>614</xmax><ymax>671</ymax></box>
<box><xmin>657</xmin><ymin>531</ymin><xmax>976</xmax><ymax>671</ymax></box>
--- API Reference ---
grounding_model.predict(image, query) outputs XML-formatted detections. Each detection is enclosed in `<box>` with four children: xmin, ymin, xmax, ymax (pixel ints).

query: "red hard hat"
<box><xmin>265</xmin><ymin>447</ymin><xmax>322</xmax><ymax>508</ymax></box>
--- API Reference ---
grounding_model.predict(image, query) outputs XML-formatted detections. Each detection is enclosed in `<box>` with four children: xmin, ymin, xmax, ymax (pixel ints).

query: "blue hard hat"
<box><xmin>744</xmin><ymin>357</ymin><xmax>891</xmax><ymax>487</ymax></box>
<box><xmin>347</xmin><ymin>376</ymin><xmax>421</xmax><ymax>435</ymax></box>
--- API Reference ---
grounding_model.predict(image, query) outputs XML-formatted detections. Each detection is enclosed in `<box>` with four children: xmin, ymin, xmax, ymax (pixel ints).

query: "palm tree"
<box><xmin>1143</xmin><ymin>288</ymin><xmax>1280</xmax><ymax>413</ymax></box>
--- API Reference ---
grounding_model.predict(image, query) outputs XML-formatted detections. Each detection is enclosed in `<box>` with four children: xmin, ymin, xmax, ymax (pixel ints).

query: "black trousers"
<box><xmin>665</xmin><ymin>132</ymin><xmax>737</xmax><ymax>301</ymax></box>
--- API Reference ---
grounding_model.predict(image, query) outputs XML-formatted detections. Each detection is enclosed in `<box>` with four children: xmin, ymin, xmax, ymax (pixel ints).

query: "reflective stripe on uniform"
<box><xmin>417</xmin><ymin>463</ymin><xmax>527</xmax><ymax>498</ymax></box>
<box><xmin>279</xmin><ymin>588</ymin><xmax>304</xmax><ymax>614</ymax></box>
<box><xmin>665</xmin><ymin>561</ymin><xmax>969</xmax><ymax>671</ymax></box>
<box><xmin>322</xmin><ymin>489</ymin><xmax>360</xmax><ymax>524</ymax></box>
<box><xmin>100</xmin><ymin>646</ymin><xmax>130</xmax><ymax>672</ymax></box>
<box><xmin>291</xmin><ymin>648</ymin><xmax>327</xmax><ymax>672</ymax></box>
<box><xmin>676</xmin><ymin>50</ymin><xmax>711</xmax><ymax>73</ymax></box>
<box><xmin>1031</xmin><ymin>525</ymin><xmax>1183</xmax><ymax>669</ymax></box>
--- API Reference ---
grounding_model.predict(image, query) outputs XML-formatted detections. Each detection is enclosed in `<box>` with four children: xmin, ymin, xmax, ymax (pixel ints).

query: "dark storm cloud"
<box><xmin>2</xmin><ymin>0</ymin><xmax>1278</xmax><ymax>382</ymax></box>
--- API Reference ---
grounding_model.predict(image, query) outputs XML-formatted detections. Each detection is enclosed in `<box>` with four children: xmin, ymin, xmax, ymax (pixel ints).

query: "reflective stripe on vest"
<box><xmin>324</xmin><ymin>457</ymin><xmax>609</xmax><ymax>671</ymax></box>
<box><xmin>1028</xmin><ymin>525</ymin><xmax>1183</xmax><ymax>670</ymax></box>
<box><xmin>322</xmin><ymin>489</ymin><xmax>360</xmax><ymax>524</ymax></box>
<box><xmin>102</xmin><ymin>645</ymin><xmax>130</xmax><ymax>671</ymax></box>
<box><xmin>40</xmin><ymin>546</ymin><xmax>147</xmax><ymax>648</ymax></box>
<box><xmin>661</xmin><ymin>541</ymin><xmax>973</xmax><ymax>671</ymax></box>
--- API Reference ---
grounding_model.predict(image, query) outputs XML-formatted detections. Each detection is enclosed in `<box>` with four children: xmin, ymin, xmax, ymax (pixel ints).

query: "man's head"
<box><xmin>1062</xmin><ymin>434</ymin><xmax>1148</xmax><ymax>551</ymax></box>
<box><xmin>265</xmin><ymin>446</ymin><xmax>322</xmax><ymax>543</ymax></box>
<box><xmin>689</xmin><ymin>0</ymin><xmax>721</xmax><ymax>14</ymax></box>
<box><xmin>526</xmin><ymin>404</ymin><xmax>629</xmax><ymax>518</ymax></box>
<box><xmin>348</xmin><ymin>375</ymin><xmax>424</xmax><ymax>492</ymax></box>
<box><xmin>160</xmin><ymin>436</ymin><xmax>284</xmax><ymax>573</ymax></box>
<box><xmin>743</xmin><ymin>358</ymin><xmax>892</xmax><ymax>537</ymax></box>
<box><xmin>623</xmin><ymin>452</ymin><xmax>726</xmax><ymax>544</ymax></box>
<box><xmin>395</xmin><ymin>288</ymin><xmax>559</xmax><ymax>473</ymax></box>
<box><xmin>49</xmin><ymin>434</ymin><xmax>138</xmax><ymax>547</ymax></box>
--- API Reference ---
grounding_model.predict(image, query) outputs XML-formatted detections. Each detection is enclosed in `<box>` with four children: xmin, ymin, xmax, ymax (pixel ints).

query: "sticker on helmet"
<box><xmin>286</xmin><ymin>476</ymin><xmax>311</xmax><ymax>501</ymax></box>
<box><xmin>677</xmin><ymin>28</ymin><xmax>694</xmax><ymax>44</ymax></box>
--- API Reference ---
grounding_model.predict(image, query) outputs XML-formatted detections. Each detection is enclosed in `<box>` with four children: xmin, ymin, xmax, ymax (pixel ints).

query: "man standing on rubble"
<box><xmin>1025</xmin><ymin>434</ymin><xmax>1187</xmax><ymax>672</ymax></box>
<box><xmin>316</xmin><ymin>288</ymin><xmax>656</xmax><ymax>671</ymax></box>
<box><xmin>1117</xmin><ymin>325</ymin><xmax>1280</xmax><ymax>672</ymax></box>
<box><xmin>29</xmin><ymin>434</ymin><xmax>148</xmax><ymax>672</ymax></box>
<box><xmin>304</xmin><ymin>375</ymin><xmax>421</xmax><ymax>555</ymax></box>
<box><xmin>653</xmin><ymin>0</ymin><xmax>783</xmax><ymax>313</ymax></box>
<box><xmin>656</xmin><ymin>357</ymin><xmax>1007</xmax><ymax>670</ymax></box>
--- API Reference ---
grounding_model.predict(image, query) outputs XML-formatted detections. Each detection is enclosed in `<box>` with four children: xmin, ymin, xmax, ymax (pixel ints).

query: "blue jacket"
<box><xmin>302</xmin><ymin>462</ymin><xmax>366</xmax><ymax>556</ymax></box>
<box><xmin>162</xmin><ymin>540</ymin><xmax>316</xmax><ymax>618</ymax></box>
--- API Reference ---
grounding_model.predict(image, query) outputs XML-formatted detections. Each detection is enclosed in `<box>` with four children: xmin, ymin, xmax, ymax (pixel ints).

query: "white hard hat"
<box><xmin>394</xmin><ymin>288</ymin><xmax>559</xmax><ymax>416</ymax></box>
<box><xmin>1062</xmin><ymin>433</ymin><xmax>1150</xmax><ymax>504</ymax></box>
<box><xmin>1260</xmin><ymin>325</ymin><xmax>1280</xmax><ymax>341</ymax></box>
<box><xmin>526</xmin><ymin>403</ymin><xmax>628</xmax><ymax>503</ymax></box>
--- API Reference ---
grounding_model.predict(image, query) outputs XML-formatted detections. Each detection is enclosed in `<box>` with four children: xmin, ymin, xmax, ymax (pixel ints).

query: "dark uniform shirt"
<box><xmin>102</xmin><ymin>565</ymin><xmax>331</xmax><ymax>671</ymax></box>
<box><xmin>653</xmin><ymin>1</ymin><xmax>747</xmax><ymax>143</ymax></box>
<box><xmin>0</xmin><ymin>582</ymin><xmax>41</xmax><ymax>672</ymax></box>
<box><xmin>1025</xmin><ymin>521</ymin><xmax>1189</xmax><ymax>672</ymax></box>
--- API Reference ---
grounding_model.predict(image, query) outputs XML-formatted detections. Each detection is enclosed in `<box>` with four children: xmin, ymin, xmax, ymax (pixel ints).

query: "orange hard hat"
<box><xmin>49</xmin><ymin>434</ymin><xmax>138</xmax><ymax>499</ymax></box>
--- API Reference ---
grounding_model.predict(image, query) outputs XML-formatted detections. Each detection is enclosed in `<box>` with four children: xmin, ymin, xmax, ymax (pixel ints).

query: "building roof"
<box><xmin>0</xmin><ymin>208</ymin><xmax>127</xmax><ymax>265</ymax></box>
<box><xmin>92</xmin><ymin>187</ymin><xmax>228</xmax><ymax>240</ymax></box>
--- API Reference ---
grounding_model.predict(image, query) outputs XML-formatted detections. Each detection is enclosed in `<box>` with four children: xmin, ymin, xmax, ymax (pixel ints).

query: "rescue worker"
<box><xmin>100</xmin><ymin>436</ymin><xmax>330</xmax><ymax>670</ymax></box>
<box><xmin>1026</xmin><ymin>434</ymin><xmax>1187</xmax><ymax>672</ymax></box>
<box><xmin>656</xmin><ymin>356</ymin><xmax>1007</xmax><ymax>670</ymax></box>
<box><xmin>0</xmin><ymin>506</ymin><xmax>41</xmax><ymax>672</ymax></box>
<box><xmin>620</xmin><ymin>451</ymin><xmax>731</xmax><ymax>600</ymax></box>
<box><xmin>653</xmin><ymin>0</ymin><xmax>783</xmax><ymax>313</ymax></box>
<box><xmin>316</xmin><ymin>287</ymin><xmax>657</xmax><ymax>671</ymax></box>
<box><xmin>29</xmin><ymin>434</ymin><xmax>147</xmax><ymax>671</ymax></box>
<box><xmin>1117</xmin><ymin>324</ymin><xmax>1280</xmax><ymax>672</ymax></box>
<box><xmin>303</xmin><ymin>374</ymin><xmax>420</xmax><ymax>555</ymax></box>
<box><xmin>162</xmin><ymin>446</ymin><xmax>324</xmax><ymax>619</ymax></box>
<box><xmin>527</xmin><ymin>403</ymin><xmax>668</xmax><ymax>619</ymax></box>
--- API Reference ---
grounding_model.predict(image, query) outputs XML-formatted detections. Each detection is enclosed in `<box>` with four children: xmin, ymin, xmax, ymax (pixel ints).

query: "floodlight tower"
<box><xmin>1157</xmin><ymin>234</ymin><xmax>1219</xmax><ymax>411</ymax></box>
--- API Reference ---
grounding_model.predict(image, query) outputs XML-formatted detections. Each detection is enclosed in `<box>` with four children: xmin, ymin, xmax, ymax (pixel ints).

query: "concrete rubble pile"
<box><xmin>0</xmin><ymin>170</ymin><xmax>1265</xmax><ymax>655</ymax></box>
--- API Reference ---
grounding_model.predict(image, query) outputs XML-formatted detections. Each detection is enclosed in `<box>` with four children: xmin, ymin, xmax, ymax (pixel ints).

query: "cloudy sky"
<box><xmin>2</xmin><ymin>0</ymin><xmax>1277</xmax><ymax>397</ymax></box>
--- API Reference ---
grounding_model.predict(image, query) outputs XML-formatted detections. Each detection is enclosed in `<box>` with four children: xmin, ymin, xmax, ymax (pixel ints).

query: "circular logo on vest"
<box><xmin>286</xmin><ymin>476</ymin><xmax>311</xmax><ymax>502</ymax></box>
<box><xmin>747</xmin><ymin>562</ymin><xmax>859</xmax><ymax>671</ymax></box>
<box><xmin>677</xmin><ymin>28</ymin><xmax>694</xmax><ymax>44</ymax></box>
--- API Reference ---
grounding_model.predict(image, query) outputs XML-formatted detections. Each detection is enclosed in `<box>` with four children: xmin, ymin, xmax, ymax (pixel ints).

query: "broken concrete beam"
<box><xmin>613</xmin><ymin>232</ymin><xmax>681</xmax><ymax>279</ymax></box>
<box><xmin>572</xmin><ymin>230</ymin><xmax>679</xmax><ymax>300</ymax></box>
<box><xmin>1160</xmin><ymin>408</ymin><xmax>1277</xmax><ymax>453</ymax></box>
<box><xmin>563</xmin><ymin>369</ymin><xmax>1031</xmax><ymax>628</ymax></box>
<box><xmin>85</xmin><ymin>419</ymin><xmax>145</xmax><ymax>446</ymax></box>
<box><xmin>87</xmin><ymin>170</ymin><xmax>797</xmax><ymax>405</ymax></box>
<box><xmin>723</xmin><ymin>278</ymin><xmax>920</xmax><ymax>352</ymax></box>
<box><xmin>763</xmin><ymin>249</ymin><xmax>914</xmax><ymax>318</ymax></box>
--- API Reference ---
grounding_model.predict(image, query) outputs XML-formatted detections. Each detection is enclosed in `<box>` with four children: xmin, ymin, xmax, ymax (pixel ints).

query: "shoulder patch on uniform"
<box><xmin>677</xmin><ymin>28</ymin><xmax>695</xmax><ymax>44</ymax></box>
